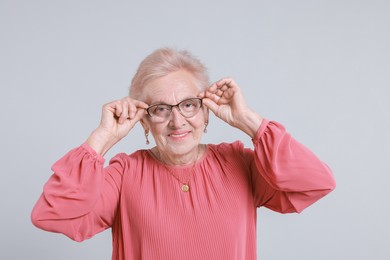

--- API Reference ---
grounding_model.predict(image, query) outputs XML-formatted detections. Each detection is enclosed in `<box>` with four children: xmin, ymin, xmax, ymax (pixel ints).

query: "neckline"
<box><xmin>146</xmin><ymin>144</ymin><xmax>209</xmax><ymax>170</ymax></box>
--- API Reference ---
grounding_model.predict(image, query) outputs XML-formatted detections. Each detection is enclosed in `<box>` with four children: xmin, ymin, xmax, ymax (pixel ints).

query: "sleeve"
<box><xmin>31</xmin><ymin>143</ymin><xmax>127</xmax><ymax>242</ymax></box>
<box><xmin>249</xmin><ymin>119</ymin><xmax>336</xmax><ymax>213</ymax></box>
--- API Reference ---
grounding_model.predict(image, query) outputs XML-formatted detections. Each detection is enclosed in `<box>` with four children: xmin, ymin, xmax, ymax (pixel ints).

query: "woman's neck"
<box><xmin>153</xmin><ymin>145</ymin><xmax>202</xmax><ymax>166</ymax></box>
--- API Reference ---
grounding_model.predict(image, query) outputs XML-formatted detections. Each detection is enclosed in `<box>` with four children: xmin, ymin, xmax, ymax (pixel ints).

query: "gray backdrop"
<box><xmin>1</xmin><ymin>0</ymin><xmax>389</xmax><ymax>259</ymax></box>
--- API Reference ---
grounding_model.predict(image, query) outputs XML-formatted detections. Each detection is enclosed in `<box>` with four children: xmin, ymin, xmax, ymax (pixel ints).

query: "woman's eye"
<box><xmin>153</xmin><ymin>106</ymin><xmax>169</xmax><ymax>114</ymax></box>
<box><xmin>181</xmin><ymin>100</ymin><xmax>200</xmax><ymax>111</ymax></box>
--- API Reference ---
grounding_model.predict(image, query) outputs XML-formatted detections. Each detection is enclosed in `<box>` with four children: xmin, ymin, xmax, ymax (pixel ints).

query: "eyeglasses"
<box><xmin>146</xmin><ymin>98</ymin><xmax>203</xmax><ymax>122</ymax></box>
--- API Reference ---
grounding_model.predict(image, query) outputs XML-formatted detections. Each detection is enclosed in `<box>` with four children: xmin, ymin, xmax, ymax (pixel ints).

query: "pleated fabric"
<box><xmin>32</xmin><ymin>120</ymin><xmax>335</xmax><ymax>260</ymax></box>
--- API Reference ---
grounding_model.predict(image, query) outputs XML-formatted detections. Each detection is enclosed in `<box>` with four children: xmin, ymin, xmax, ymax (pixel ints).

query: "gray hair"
<box><xmin>129</xmin><ymin>48</ymin><xmax>209</xmax><ymax>101</ymax></box>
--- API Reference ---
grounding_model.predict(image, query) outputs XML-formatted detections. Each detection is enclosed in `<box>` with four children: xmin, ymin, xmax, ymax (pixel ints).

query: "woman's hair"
<box><xmin>129</xmin><ymin>48</ymin><xmax>209</xmax><ymax>101</ymax></box>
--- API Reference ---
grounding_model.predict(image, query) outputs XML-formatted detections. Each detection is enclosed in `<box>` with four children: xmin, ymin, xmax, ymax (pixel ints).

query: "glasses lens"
<box><xmin>147</xmin><ymin>98</ymin><xmax>202</xmax><ymax>122</ymax></box>
<box><xmin>148</xmin><ymin>104</ymin><xmax>171</xmax><ymax>119</ymax></box>
<box><xmin>178</xmin><ymin>98</ymin><xmax>202</xmax><ymax>117</ymax></box>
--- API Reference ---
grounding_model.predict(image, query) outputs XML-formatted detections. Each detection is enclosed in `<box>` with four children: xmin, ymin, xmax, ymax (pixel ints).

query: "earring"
<box><xmin>203</xmin><ymin>122</ymin><xmax>208</xmax><ymax>133</ymax></box>
<box><xmin>145</xmin><ymin>130</ymin><xmax>150</xmax><ymax>145</ymax></box>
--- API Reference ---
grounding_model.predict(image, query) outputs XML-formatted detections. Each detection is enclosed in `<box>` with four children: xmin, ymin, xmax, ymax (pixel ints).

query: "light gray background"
<box><xmin>1</xmin><ymin>0</ymin><xmax>389</xmax><ymax>259</ymax></box>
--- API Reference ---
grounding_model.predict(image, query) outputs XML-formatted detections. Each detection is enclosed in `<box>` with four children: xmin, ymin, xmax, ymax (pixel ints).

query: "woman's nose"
<box><xmin>169</xmin><ymin>107</ymin><xmax>186</xmax><ymax>127</ymax></box>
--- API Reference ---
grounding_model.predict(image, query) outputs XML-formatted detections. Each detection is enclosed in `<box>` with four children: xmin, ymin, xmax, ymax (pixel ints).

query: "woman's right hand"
<box><xmin>86</xmin><ymin>97</ymin><xmax>149</xmax><ymax>156</ymax></box>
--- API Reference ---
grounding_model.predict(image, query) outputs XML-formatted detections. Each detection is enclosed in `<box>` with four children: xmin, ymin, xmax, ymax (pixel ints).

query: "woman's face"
<box><xmin>141</xmin><ymin>70</ymin><xmax>208</xmax><ymax>161</ymax></box>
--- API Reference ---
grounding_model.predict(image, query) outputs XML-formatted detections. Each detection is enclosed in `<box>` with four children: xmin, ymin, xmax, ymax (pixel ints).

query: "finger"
<box><xmin>203</xmin><ymin>85</ymin><xmax>221</xmax><ymax>101</ymax></box>
<box><xmin>120</xmin><ymin>97</ymin><xmax>149</xmax><ymax>118</ymax></box>
<box><xmin>207</xmin><ymin>78</ymin><xmax>234</xmax><ymax>95</ymax></box>
<box><xmin>126</xmin><ymin>101</ymin><xmax>137</xmax><ymax>119</ymax></box>
<box><xmin>121</xmin><ymin>97</ymin><xmax>149</xmax><ymax>108</ymax></box>
<box><xmin>216</xmin><ymin>77</ymin><xmax>234</xmax><ymax>87</ymax></box>
<box><xmin>134</xmin><ymin>99</ymin><xmax>149</xmax><ymax>110</ymax></box>
<box><xmin>201</xmin><ymin>97</ymin><xmax>220</xmax><ymax>115</ymax></box>
<box><xmin>133</xmin><ymin>106</ymin><xmax>147</xmax><ymax>121</ymax></box>
<box><xmin>198</xmin><ymin>91</ymin><xmax>205</xmax><ymax>98</ymax></box>
<box><xmin>132</xmin><ymin>100</ymin><xmax>149</xmax><ymax>120</ymax></box>
<box><xmin>205</xmin><ymin>82</ymin><xmax>218</xmax><ymax>94</ymax></box>
<box><xmin>206</xmin><ymin>88</ymin><xmax>231</xmax><ymax>104</ymax></box>
<box><xmin>215</xmin><ymin>89</ymin><xmax>224</xmax><ymax>97</ymax></box>
<box><xmin>112</xmin><ymin>100</ymin><xmax>123</xmax><ymax>118</ymax></box>
<box><xmin>118</xmin><ymin>101</ymin><xmax>129</xmax><ymax>124</ymax></box>
<box><xmin>124</xmin><ymin>107</ymin><xmax>147</xmax><ymax>131</ymax></box>
<box><xmin>203</xmin><ymin>90</ymin><xmax>222</xmax><ymax>104</ymax></box>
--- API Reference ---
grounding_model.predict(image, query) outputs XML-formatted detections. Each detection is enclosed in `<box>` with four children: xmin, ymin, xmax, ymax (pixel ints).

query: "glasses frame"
<box><xmin>146</xmin><ymin>97</ymin><xmax>203</xmax><ymax>121</ymax></box>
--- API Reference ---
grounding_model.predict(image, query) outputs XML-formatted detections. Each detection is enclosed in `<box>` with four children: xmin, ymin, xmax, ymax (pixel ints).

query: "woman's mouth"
<box><xmin>168</xmin><ymin>131</ymin><xmax>190</xmax><ymax>139</ymax></box>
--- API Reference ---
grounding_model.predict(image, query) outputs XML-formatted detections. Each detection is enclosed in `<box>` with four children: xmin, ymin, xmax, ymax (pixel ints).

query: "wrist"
<box><xmin>86</xmin><ymin>127</ymin><xmax>119</xmax><ymax>156</ymax></box>
<box><xmin>236</xmin><ymin>110</ymin><xmax>263</xmax><ymax>138</ymax></box>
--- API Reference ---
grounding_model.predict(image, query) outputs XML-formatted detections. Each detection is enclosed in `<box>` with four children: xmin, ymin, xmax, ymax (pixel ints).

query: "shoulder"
<box><xmin>206</xmin><ymin>141</ymin><xmax>247</xmax><ymax>162</ymax></box>
<box><xmin>108</xmin><ymin>150</ymin><xmax>151</xmax><ymax>169</ymax></box>
<box><xmin>208</xmin><ymin>140</ymin><xmax>245</xmax><ymax>153</ymax></box>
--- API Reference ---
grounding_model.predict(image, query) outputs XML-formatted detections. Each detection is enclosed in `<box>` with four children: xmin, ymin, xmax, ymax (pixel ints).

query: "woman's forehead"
<box><xmin>147</xmin><ymin>90</ymin><xmax>199</xmax><ymax>105</ymax></box>
<box><xmin>144</xmin><ymin>71</ymin><xmax>200</xmax><ymax>104</ymax></box>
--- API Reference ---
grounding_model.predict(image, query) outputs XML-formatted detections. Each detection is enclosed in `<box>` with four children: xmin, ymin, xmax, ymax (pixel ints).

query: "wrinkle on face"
<box><xmin>140</xmin><ymin>70</ymin><xmax>208</xmax><ymax>164</ymax></box>
<box><xmin>144</xmin><ymin>70</ymin><xmax>201</xmax><ymax>105</ymax></box>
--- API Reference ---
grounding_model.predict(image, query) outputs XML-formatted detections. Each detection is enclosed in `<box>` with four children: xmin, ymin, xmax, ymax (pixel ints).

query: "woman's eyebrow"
<box><xmin>148</xmin><ymin>100</ymin><xmax>168</xmax><ymax>106</ymax></box>
<box><xmin>149</xmin><ymin>96</ymin><xmax>197</xmax><ymax>106</ymax></box>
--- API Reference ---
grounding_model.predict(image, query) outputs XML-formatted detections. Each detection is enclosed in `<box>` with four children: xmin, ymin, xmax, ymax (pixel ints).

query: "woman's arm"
<box><xmin>87</xmin><ymin>97</ymin><xmax>148</xmax><ymax>156</ymax></box>
<box><xmin>201</xmin><ymin>78</ymin><xmax>335</xmax><ymax>212</ymax></box>
<box><xmin>199</xmin><ymin>77</ymin><xmax>263</xmax><ymax>138</ymax></box>
<box><xmin>249</xmin><ymin>120</ymin><xmax>336</xmax><ymax>213</ymax></box>
<box><xmin>31</xmin><ymin>96</ymin><xmax>147</xmax><ymax>241</ymax></box>
<box><xmin>31</xmin><ymin>143</ymin><xmax>126</xmax><ymax>241</ymax></box>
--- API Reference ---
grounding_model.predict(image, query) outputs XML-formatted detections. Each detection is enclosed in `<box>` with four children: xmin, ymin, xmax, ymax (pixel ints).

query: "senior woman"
<box><xmin>31</xmin><ymin>48</ymin><xmax>336</xmax><ymax>260</ymax></box>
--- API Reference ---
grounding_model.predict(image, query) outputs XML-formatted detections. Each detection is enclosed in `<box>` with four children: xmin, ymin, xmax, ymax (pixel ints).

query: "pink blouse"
<box><xmin>31</xmin><ymin>120</ymin><xmax>335</xmax><ymax>260</ymax></box>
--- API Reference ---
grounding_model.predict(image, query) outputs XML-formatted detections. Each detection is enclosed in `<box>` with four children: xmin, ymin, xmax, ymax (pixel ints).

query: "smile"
<box><xmin>168</xmin><ymin>131</ymin><xmax>190</xmax><ymax>138</ymax></box>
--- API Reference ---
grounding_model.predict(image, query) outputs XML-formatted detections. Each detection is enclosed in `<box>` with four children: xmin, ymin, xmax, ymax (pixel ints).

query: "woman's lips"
<box><xmin>168</xmin><ymin>131</ymin><xmax>191</xmax><ymax>139</ymax></box>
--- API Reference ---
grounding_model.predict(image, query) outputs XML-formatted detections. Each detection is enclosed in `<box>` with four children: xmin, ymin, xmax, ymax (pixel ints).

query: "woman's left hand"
<box><xmin>199</xmin><ymin>78</ymin><xmax>263</xmax><ymax>138</ymax></box>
